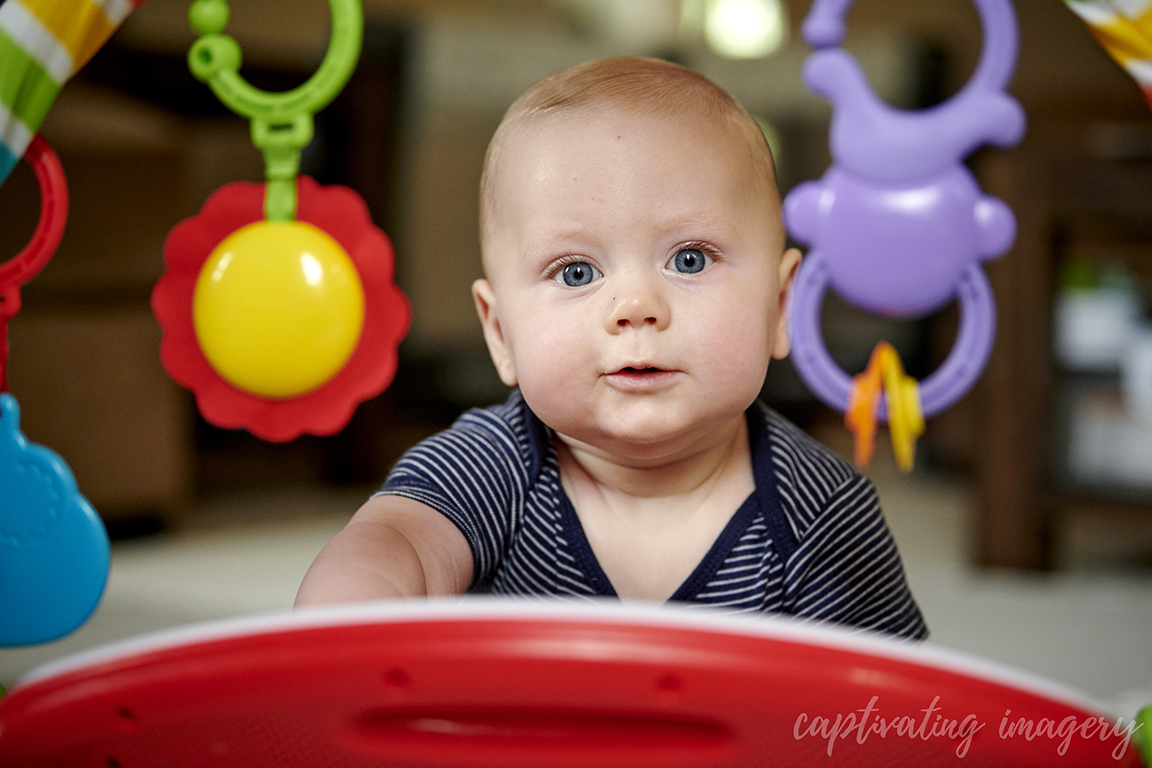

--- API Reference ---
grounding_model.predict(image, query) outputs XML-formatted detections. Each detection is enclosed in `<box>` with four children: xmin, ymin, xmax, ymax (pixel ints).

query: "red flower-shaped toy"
<box><xmin>153</xmin><ymin>177</ymin><xmax>410</xmax><ymax>442</ymax></box>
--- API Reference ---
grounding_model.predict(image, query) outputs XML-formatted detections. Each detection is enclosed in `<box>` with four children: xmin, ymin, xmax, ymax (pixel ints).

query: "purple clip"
<box><xmin>784</xmin><ymin>0</ymin><xmax>1025</xmax><ymax>418</ymax></box>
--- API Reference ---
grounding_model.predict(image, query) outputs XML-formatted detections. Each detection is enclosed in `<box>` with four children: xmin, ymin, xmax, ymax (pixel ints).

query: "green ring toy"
<box><xmin>186</xmin><ymin>0</ymin><xmax>364</xmax><ymax>221</ymax></box>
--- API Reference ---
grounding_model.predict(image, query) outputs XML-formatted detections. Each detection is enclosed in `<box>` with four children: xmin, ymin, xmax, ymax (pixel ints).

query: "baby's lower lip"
<box><xmin>605</xmin><ymin>367</ymin><xmax>678</xmax><ymax>390</ymax></box>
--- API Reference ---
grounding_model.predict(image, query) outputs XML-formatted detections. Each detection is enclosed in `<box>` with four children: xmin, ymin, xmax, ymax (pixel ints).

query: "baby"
<box><xmin>296</xmin><ymin>56</ymin><xmax>927</xmax><ymax>640</ymax></box>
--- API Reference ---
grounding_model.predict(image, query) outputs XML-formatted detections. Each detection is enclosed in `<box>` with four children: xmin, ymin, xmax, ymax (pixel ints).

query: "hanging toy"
<box><xmin>1064</xmin><ymin>0</ymin><xmax>1152</xmax><ymax>111</ymax></box>
<box><xmin>152</xmin><ymin>0</ymin><xmax>410</xmax><ymax>443</ymax></box>
<box><xmin>0</xmin><ymin>0</ymin><xmax>150</xmax><ymax>184</ymax></box>
<box><xmin>784</xmin><ymin>0</ymin><xmax>1026</xmax><ymax>471</ymax></box>
<box><xmin>844</xmin><ymin>342</ymin><xmax>925</xmax><ymax>471</ymax></box>
<box><xmin>0</xmin><ymin>135</ymin><xmax>109</xmax><ymax>646</ymax></box>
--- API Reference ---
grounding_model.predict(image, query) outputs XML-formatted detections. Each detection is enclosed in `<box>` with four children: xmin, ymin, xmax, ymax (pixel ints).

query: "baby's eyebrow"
<box><xmin>655</xmin><ymin>212</ymin><xmax>741</xmax><ymax>242</ymax></box>
<box><xmin>519</xmin><ymin>230</ymin><xmax>595</xmax><ymax>259</ymax></box>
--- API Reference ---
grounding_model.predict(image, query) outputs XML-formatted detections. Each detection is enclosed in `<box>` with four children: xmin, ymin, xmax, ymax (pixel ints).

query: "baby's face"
<box><xmin>475</xmin><ymin>106</ymin><xmax>800</xmax><ymax>460</ymax></box>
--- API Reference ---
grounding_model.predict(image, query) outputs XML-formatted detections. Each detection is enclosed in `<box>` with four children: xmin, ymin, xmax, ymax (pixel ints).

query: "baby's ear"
<box><xmin>472</xmin><ymin>279</ymin><xmax>519</xmax><ymax>386</ymax></box>
<box><xmin>770</xmin><ymin>248</ymin><xmax>803</xmax><ymax>360</ymax></box>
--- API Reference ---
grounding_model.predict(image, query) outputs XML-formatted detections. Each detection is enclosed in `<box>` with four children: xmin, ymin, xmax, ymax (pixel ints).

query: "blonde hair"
<box><xmin>478</xmin><ymin>56</ymin><xmax>779</xmax><ymax>266</ymax></box>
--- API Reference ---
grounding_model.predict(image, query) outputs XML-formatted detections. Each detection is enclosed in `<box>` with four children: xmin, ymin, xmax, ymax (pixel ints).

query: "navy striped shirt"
<box><xmin>381</xmin><ymin>390</ymin><xmax>927</xmax><ymax>640</ymax></box>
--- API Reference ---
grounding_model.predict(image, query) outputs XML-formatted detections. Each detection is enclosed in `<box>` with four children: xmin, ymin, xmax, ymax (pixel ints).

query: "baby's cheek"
<box><xmin>513</xmin><ymin>335</ymin><xmax>585</xmax><ymax>395</ymax></box>
<box><xmin>699</xmin><ymin>308</ymin><xmax>774</xmax><ymax>379</ymax></box>
<box><xmin>514</xmin><ymin>349</ymin><xmax>592</xmax><ymax>438</ymax></box>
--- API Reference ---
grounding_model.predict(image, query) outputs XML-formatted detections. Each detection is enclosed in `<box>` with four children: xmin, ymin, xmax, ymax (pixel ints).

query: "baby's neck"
<box><xmin>553</xmin><ymin>415</ymin><xmax>751</xmax><ymax>501</ymax></box>
<box><xmin>553</xmin><ymin>414</ymin><xmax>755</xmax><ymax>601</ymax></box>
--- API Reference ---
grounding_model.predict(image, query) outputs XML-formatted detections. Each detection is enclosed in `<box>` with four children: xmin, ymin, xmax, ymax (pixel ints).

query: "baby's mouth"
<box><xmin>605</xmin><ymin>365</ymin><xmax>678</xmax><ymax>391</ymax></box>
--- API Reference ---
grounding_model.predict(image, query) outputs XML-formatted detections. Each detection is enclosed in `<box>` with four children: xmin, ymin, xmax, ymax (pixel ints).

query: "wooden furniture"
<box><xmin>976</xmin><ymin>113</ymin><xmax>1152</xmax><ymax>570</ymax></box>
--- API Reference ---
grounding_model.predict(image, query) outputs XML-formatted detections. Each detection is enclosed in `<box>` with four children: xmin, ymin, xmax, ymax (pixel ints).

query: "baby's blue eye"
<box><xmin>559</xmin><ymin>261</ymin><xmax>600</xmax><ymax>287</ymax></box>
<box><xmin>670</xmin><ymin>248</ymin><xmax>708</xmax><ymax>274</ymax></box>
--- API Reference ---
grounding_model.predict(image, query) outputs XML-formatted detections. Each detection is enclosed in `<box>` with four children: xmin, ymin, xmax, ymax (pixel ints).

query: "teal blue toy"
<box><xmin>0</xmin><ymin>135</ymin><xmax>109</xmax><ymax>647</ymax></box>
<box><xmin>0</xmin><ymin>393</ymin><xmax>109</xmax><ymax>646</ymax></box>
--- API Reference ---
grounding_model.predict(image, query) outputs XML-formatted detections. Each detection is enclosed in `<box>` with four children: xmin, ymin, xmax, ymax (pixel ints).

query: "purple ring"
<box><xmin>788</xmin><ymin>251</ymin><xmax>996</xmax><ymax>420</ymax></box>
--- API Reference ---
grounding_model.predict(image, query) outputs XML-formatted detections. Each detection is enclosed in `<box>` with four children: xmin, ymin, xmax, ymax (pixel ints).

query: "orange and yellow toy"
<box><xmin>1065</xmin><ymin>0</ymin><xmax>1152</xmax><ymax>110</ymax></box>
<box><xmin>845</xmin><ymin>342</ymin><xmax>926</xmax><ymax>472</ymax></box>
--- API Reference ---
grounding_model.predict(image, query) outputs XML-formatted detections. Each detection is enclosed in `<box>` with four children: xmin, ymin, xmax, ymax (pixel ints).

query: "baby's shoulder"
<box><xmin>756</xmin><ymin>404</ymin><xmax>855</xmax><ymax>477</ymax></box>
<box><xmin>409</xmin><ymin>390</ymin><xmax>546</xmax><ymax>478</ymax></box>
<box><xmin>754</xmin><ymin>403</ymin><xmax>876</xmax><ymax>521</ymax></box>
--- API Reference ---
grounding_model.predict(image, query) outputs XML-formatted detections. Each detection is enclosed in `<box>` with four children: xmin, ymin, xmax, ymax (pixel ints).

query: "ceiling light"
<box><xmin>703</xmin><ymin>0</ymin><xmax>786</xmax><ymax>59</ymax></box>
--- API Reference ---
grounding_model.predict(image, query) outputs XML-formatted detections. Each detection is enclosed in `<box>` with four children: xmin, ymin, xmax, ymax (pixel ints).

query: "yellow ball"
<box><xmin>193</xmin><ymin>220</ymin><xmax>365</xmax><ymax>399</ymax></box>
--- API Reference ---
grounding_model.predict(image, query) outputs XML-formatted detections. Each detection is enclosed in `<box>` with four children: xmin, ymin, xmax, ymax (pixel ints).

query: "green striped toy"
<box><xmin>0</xmin><ymin>0</ymin><xmax>147</xmax><ymax>182</ymax></box>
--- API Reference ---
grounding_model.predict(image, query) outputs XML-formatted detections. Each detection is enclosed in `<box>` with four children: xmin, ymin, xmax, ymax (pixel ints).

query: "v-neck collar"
<box><xmin>549</xmin><ymin>406</ymin><xmax>783</xmax><ymax>603</ymax></box>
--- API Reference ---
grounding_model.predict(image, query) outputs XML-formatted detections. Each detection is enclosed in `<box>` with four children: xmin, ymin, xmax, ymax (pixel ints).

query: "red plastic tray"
<box><xmin>0</xmin><ymin>600</ymin><xmax>1140</xmax><ymax>767</ymax></box>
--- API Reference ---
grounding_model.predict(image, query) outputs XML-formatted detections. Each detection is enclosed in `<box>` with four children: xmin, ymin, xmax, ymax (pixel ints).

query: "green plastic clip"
<box><xmin>186</xmin><ymin>0</ymin><xmax>363</xmax><ymax>221</ymax></box>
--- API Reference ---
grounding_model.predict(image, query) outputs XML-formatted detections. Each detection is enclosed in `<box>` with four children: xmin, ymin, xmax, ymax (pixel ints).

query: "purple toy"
<box><xmin>784</xmin><ymin>0</ymin><xmax>1026</xmax><ymax>418</ymax></box>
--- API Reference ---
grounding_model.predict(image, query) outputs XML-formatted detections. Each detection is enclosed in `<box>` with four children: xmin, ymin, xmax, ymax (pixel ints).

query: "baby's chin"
<box><xmin>546</xmin><ymin>407</ymin><xmax>748</xmax><ymax>468</ymax></box>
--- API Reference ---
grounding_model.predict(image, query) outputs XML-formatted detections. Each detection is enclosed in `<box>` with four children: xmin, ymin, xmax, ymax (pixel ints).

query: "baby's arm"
<box><xmin>295</xmin><ymin>495</ymin><xmax>473</xmax><ymax>607</ymax></box>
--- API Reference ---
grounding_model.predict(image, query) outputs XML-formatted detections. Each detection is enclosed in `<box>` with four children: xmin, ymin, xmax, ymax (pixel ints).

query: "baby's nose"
<box><xmin>604</xmin><ymin>277</ymin><xmax>670</xmax><ymax>333</ymax></box>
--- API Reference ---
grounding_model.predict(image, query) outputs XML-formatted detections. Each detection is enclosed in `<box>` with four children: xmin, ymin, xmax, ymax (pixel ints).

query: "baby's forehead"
<box><xmin>480</xmin><ymin>60</ymin><xmax>782</xmax><ymax>270</ymax></box>
<box><xmin>517</xmin><ymin>95</ymin><xmax>745</xmax><ymax>134</ymax></box>
<box><xmin>504</xmin><ymin>102</ymin><xmax>766</xmax><ymax>168</ymax></box>
<box><xmin>490</xmin><ymin>103</ymin><xmax>780</xmax><ymax>210</ymax></box>
<box><xmin>487</xmin><ymin>110</ymin><xmax>781</xmax><ymax>241</ymax></box>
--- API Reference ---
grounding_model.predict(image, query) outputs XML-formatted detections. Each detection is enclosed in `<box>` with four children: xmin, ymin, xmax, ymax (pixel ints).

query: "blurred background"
<box><xmin>1</xmin><ymin>0</ymin><xmax>1151</xmax><ymax>710</ymax></box>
